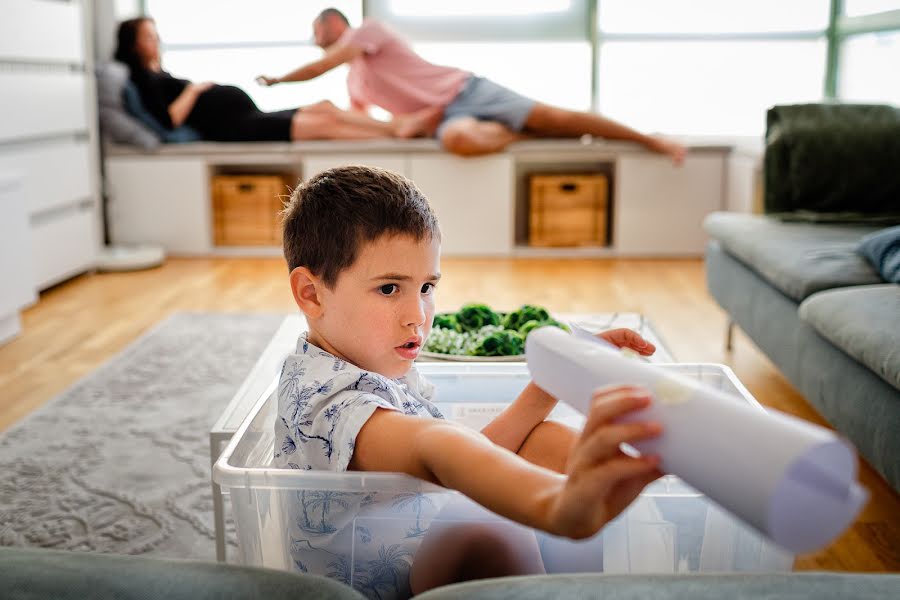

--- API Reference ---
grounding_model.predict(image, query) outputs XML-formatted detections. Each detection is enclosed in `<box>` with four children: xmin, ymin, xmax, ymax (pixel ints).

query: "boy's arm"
<box><xmin>481</xmin><ymin>328</ymin><xmax>656</xmax><ymax>453</ymax></box>
<box><xmin>349</xmin><ymin>386</ymin><xmax>663</xmax><ymax>538</ymax></box>
<box><xmin>480</xmin><ymin>382</ymin><xmax>557</xmax><ymax>452</ymax></box>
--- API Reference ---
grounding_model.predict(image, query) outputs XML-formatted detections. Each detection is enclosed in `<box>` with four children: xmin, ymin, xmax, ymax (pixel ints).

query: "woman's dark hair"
<box><xmin>114</xmin><ymin>17</ymin><xmax>153</xmax><ymax>73</ymax></box>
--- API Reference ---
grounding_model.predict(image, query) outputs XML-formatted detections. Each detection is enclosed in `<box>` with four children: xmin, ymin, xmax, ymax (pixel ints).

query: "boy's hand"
<box><xmin>544</xmin><ymin>385</ymin><xmax>663</xmax><ymax>539</ymax></box>
<box><xmin>596</xmin><ymin>328</ymin><xmax>656</xmax><ymax>356</ymax></box>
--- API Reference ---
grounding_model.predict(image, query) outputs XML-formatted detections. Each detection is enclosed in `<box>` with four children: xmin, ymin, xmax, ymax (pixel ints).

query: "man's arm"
<box><xmin>349</xmin><ymin>386</ymin><xmax>663</xmax><ymax>539</ymax></box>
<box><xmin>258</xmin><ymin>43</ymin><xmax>363</xmax><ymax>86</ymax></box>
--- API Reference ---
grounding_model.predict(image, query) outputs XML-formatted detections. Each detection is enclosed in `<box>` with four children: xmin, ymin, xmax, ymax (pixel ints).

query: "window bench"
<box><xmin>104</xmin><ymin>137</ymin><xmax>761</xmax><ymax>257</ymax></box>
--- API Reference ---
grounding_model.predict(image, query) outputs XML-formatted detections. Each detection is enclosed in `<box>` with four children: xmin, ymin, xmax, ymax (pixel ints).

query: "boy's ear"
<box><xmin>289</xmin><ymin>267</ymin><xmax>325</xmax><ymax>318</ymax></box>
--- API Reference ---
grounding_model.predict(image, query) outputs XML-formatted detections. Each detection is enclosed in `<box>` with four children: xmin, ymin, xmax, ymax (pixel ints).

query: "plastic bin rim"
<box><xmin>213</xmin><ymin>362</ymin><xmax>762</xmax><ymax>489</ymax></box>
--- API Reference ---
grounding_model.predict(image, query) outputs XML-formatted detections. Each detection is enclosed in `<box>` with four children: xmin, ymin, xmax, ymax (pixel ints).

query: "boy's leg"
<box><xmin>523</xmin><ymin>103</ymin><xmax>687</xmax><ymax>165</ymax></box>
<box><xmin>517</xmin><ymin>420</ymin><xmax>578</xmax><ymax>474</ymax></box>
<box><xmin>439</xmin><ymin>116</ymin><xmax>529</xmax><ymax>157</ymax></box>
<box><xmin>409</xmin><ymin>500</ymin><xmax>545</xmax><ymax>595</ymax></box>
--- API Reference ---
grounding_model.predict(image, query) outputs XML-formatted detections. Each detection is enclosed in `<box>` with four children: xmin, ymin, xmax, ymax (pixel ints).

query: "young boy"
<box><xmin>275</xmin><ymin>166</ymin><xmax>662</xmax><ymax>597</ymax></box>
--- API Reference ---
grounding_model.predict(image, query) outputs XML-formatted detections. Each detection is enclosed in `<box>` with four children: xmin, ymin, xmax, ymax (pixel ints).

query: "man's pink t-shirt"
<box><xmin>339</xmin><ymin>19</ymin><xmax>470</xmax><ymax>115</ymax></box>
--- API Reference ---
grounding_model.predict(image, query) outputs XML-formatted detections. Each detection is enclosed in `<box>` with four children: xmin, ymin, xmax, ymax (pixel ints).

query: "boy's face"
<box><xmin>313</xmin><ymin>234</ymin><xmax>441</xmax><ymax>379</ymax></box>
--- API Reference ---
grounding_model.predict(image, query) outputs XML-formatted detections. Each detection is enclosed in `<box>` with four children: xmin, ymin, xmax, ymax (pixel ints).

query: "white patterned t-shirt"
<box><xmin>273</xmin><ymin>333</ymin><xmax>446</xmax><ymax>599</ymax></box>
<box><xmin>274</xmin><ymin>332</ymin><xmax>443</xmax><ymax>471</ymax></box>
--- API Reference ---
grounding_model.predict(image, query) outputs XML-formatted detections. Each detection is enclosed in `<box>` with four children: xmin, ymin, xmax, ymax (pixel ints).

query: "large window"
<box><xmin>144</xmin><ymin>0</ymin><xmax>360</xmax><ymax>111</ymax></box>
<box><xmin>596</xmin><ymin>0</ymin><xmax>830</xmax><ymax>135</ymax></box>
<box><xmin>132</xmin><ymin>1</ymin><xmax>897</xmax><ymax>134</ymax></box>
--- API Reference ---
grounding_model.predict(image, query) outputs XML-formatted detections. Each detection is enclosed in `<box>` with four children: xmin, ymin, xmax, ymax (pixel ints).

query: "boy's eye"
<box><xmin>421</xmin><ymin>282</ymin><xmax>435</xmax><ymax>294</ymax></box>
<box><xmin>379</xmin><ymin>284</ymin><xmax>399</xmax><ymax>296</ymax></box>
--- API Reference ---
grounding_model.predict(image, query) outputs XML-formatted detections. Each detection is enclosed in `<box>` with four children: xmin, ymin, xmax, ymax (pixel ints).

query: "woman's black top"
<box><xmin>131</xmin><ymin>69</ymin><xmax>295</xmax><ymax>142</ymax></box>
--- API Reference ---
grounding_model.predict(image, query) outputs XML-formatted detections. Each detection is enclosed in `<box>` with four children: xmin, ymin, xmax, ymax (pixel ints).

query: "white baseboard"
<box><xmin>0</xmin><ymin>313</ymin><xmax>22</xmax><ymax>346</ymax></box>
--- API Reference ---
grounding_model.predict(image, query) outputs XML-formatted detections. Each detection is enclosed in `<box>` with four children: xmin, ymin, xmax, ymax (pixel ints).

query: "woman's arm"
<box><xmin>349</xmin><ymin>386</ymin><xmax>663</xmax><ymax>539</ymax></box>
<box><xmin>167</xmin><ymin>81</ymin><xmax>213</xmax><ymax>127</ymax></box>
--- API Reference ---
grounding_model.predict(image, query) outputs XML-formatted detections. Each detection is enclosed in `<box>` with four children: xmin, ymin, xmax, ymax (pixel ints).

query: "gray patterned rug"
<box><xmin>0</xmin><ymin>312</ymin><xmax>284</xmax><ymax>560</ymax></box>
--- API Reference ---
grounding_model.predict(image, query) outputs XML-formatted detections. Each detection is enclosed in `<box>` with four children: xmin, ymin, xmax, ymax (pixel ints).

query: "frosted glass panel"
<box><xmin>162</xmin><ymin>46</ymin><xmax>350</xmax><ymax>112</ymax></box>
<box><xmin>840</xmin><ymin>31</ymin><xmax>900</xmax><ymax>103</ymax></box>
<box><xmin>599</xmin><ymin>0</ymin><xmax>829</xmax><ymax>33</ymax></box>
<box><xmin>147</xmin><ymin>0</ymin><xmax>362</xmax><ymax>44</ymax></box>
<box><xmin>390</xmin><ymin>0</ymin><xmax>572</xmax><ymax>17</ymax></box>
<box><xmin>413</xmin><ymin>42</ymin><xmax>591</xmax><ymax>111</ymax></box>
<box><xmin>598</xmin><ymin>40</ymin><xmax>827</xmax><ymax>135</ymax></box>
<box><xmin>843</xmin><ymin>1</ymin><xmax>900</xmax><ymax>16</ymax></box>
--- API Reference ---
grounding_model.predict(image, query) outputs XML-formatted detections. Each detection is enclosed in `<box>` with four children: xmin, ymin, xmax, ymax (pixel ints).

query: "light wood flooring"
<box><xmin>0</xmin><ymin>257</ymin><xmax>897</xmax><ymax>571</ymax></box>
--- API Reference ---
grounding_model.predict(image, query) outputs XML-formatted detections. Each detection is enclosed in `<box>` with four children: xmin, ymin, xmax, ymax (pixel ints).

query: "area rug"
<box><xmin>0</xmin><ymin>312</ymin><xmax>285</xmax><ymax>560</ymax></box>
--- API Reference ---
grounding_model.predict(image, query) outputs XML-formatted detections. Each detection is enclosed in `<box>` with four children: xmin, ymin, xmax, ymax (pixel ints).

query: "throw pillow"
<box><xmin>122</xmin><ymin>81</ymin><xmax>202</xmax><ymax>144</ymax></box>
<box><xmin>857</xmin><ymin>225</ymin><xmax>900</xmax><ymax>283</ymax></box>
<box><xmin>95</xmin><ymin>62</ymin><xmax>160</xmax><ymax>150</ymax></box>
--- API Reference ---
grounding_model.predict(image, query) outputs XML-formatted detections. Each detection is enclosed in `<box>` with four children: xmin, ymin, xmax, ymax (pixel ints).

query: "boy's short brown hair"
<box><xmin>282</xmin><ymin>165</ymin><xmax>440</xmax><ymax>287</ymax></box>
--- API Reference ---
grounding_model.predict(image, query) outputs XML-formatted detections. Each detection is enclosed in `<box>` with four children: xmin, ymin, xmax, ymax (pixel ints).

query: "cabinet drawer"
<box><xmin>30</xmin><ymin>205</ymin><xmax>98</xmax><ymax>289</ymax></box>
<box><xmin>0</xmin><ymin>71</ymin><xmax>88</xmax><ymax>142</ymax></box>
<box><xmin>0</xmin><ymin>139</ymin><xmax>92</xmax><ymax>216</ymax></box>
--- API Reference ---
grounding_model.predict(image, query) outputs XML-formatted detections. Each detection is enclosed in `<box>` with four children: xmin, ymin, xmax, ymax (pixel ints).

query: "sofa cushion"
<box><xmin>704</xmin><ymin>212</ymin><xmax>883</xmax><ymax>301</ymax></box>
<box><xmin>858</xmin><ymin>225</ymin><xmax>900</xmax><ymax>283</ymax></box>
<box><xmin>799</xmin><ymin>284</ymin><xmax>900</xmax><ymax>392</ymax></box>
<box><xmin>764</xmin><ymin>103</ymin><xmax>900</xmax><ymax>218</ymax></box>
<box><xmin>95</xmin><ymin>61</ymin><xmax>160</xmax><ymax>150</ymax></box>
<box><xmin>417</xmin><ymin>573</ymin><xmax>900</xmax><ymax>600</ymax></box>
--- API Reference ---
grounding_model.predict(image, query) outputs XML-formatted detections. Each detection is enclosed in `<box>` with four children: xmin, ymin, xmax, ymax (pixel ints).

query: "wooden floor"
<box><xmin>1</xmin><ymin>257</ymin><xmax>897</xmax><ymax>571</ymax></box>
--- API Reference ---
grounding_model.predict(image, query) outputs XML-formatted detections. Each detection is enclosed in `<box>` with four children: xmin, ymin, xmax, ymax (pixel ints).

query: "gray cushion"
<box><xmin>799</xmin><ymin>284</ymin><xmax>900</xmax><ymax>392</ymax></box>
<box><xmin>121</xmin><ymin>79</ymin><xmax>203</xmax><ymax>144</ymax></box>
<box><xmin>704</xmin><ymin>212</ymin><xmax>882</xmax><ymax>301</ymax></box>
<box><xmin>95</xmin><ymin>61</ymin><xmax>160</xmax><ymax>150</ymax></box>
<box><xmin>417</xmin><ymin>573</ymin><xmax>900</xmax><ymax>600</ymax></box>
<box><xmin>0</xmin><ymin>546</ymin><xmax>364</xmax><ymax>600</ymax></box>
<box><xmin>858</xmin><ymin>225</ymin><xmax>900</xmax><ymax>283</ymax></box>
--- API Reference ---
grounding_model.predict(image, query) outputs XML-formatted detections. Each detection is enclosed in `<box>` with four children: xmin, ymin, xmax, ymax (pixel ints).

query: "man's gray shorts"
<box><xmin>435</xmin><ymin>76</ymin><xmax>536</xmax><ymax>139</ymax></box>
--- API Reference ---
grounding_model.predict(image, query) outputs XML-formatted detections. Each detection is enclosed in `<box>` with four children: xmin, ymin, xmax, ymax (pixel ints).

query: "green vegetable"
<box><xmin>520</xmin><ymin>318</ymin><xmax>569</xmax><ymax>339</ymax></box>
<box><xmin>432</xmin><ymin>313</ymin><xmax>460</xmax><ymax>331</ymax></box>
<box><xmin>455</xmin><ymin>303</ymin><xmax>501</xmax><ymax>332</ymax></box>
<box><xmin>502</xmin><ymin>304</ymin><xmax>550</xmax><ymax>332</ymax></box>
<box><xmin>468</xmin><ymin>329</ymin><xmax>525</xmax><ymax>357</ymax></box>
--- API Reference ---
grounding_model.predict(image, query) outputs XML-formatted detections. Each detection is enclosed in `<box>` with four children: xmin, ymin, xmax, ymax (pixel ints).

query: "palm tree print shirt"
<box><xmin>275</xmin><ymin>332</ymin><xmax>444</xmax><ymax>472</ymax></box>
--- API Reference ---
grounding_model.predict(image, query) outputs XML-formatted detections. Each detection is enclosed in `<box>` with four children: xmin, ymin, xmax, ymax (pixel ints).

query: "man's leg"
<box><xmin>524</xmin><ymin>103</ymin><xmax>687</xmax><ymax>165</ymax></box>
<box><xmin>439</xmin><ymin>117</ymin><xmax>529</xmax><ymax>157</ymax></box>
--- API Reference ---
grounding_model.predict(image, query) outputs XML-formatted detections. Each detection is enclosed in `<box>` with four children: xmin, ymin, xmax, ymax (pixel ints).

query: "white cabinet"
<box><xmin>0</xmin><ymin>175</ymin><xmax>36</xmax><ymax>344</ymax></box>
<box><xmin>408</xmin><ymin>156</ymin><xmax>514</xmax><ymax>256</ymax></box>
<box><xmin>106</xmin><ymin>158</ymin><xmax>211</xmax><ymax>254</ymax></box>
<box><xmin>0</xmin><ymin>0</ymin><xmax>101</xmax><ymax>292</ymax></box>
<box><xmin>302</xmin><ymin>154</ymin><xmax>408</xmax><ymax>181</ymax></box>
<box><xmin>614</xmin><ymin>154</ymin><xmax>725</xmax><ymax>256</ymax></box>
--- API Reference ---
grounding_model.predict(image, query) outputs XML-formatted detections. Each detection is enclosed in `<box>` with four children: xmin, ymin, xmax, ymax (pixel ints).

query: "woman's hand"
<box><xmin>189</xmin><ymin>81</ymin><xmax>214</xmax><ymax>95</ymax></box>
<box><xmin>596</xmin><ymin>328</ymin><xmax>655</xmax><ymax>356</ymax></box>
<box><xmin>543</xmin><ymin>385</ymin><xmax>663</xmax><ymax>539</ymax></box>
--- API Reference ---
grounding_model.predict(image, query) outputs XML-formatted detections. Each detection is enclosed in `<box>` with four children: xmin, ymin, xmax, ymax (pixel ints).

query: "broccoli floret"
<box><xmin>501</xmin><ymin>304</ymin><xmax>551</xmax><ymax>332</ymax></box>
<box><xmin>423</xmin><ymin>327</ymin><xmax>469</xmax><ymax>355</ymax></box>
<box><xmin>455</xmin><ymin>303</ymin><xmax>501</xmax><ymax>332</ymax></box>
<box><xmin>432</xmin><ymin>313</ymin><xmax>460</xmax><ymax>331</ymax></box>
<box><xmin>520</xmin><ymin>318</ymin><xmax>569</xmax><ymax>339</ymax></box>
<box><xmin>468</xmin><ymin>329</ymin><xmax>525</xmax><ymax>357</ymax></box>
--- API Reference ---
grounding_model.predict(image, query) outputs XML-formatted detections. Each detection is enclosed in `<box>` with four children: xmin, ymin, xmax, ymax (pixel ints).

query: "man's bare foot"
<box><xmin>648</xmin><ymin>136</ymin><xmax>687</xmax><ymax>166</ymax></box>
<box><xmin>394</xmin><ymin>106</ymin><xmax>444</xmax><ymax>139</ymax></box>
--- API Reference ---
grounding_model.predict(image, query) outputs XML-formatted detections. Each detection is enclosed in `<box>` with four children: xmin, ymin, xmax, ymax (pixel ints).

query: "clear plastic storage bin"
<box><xmin>214</xmin><ymin>363</ymin><xmax>793</xmax><ymax>599</ymax></box>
